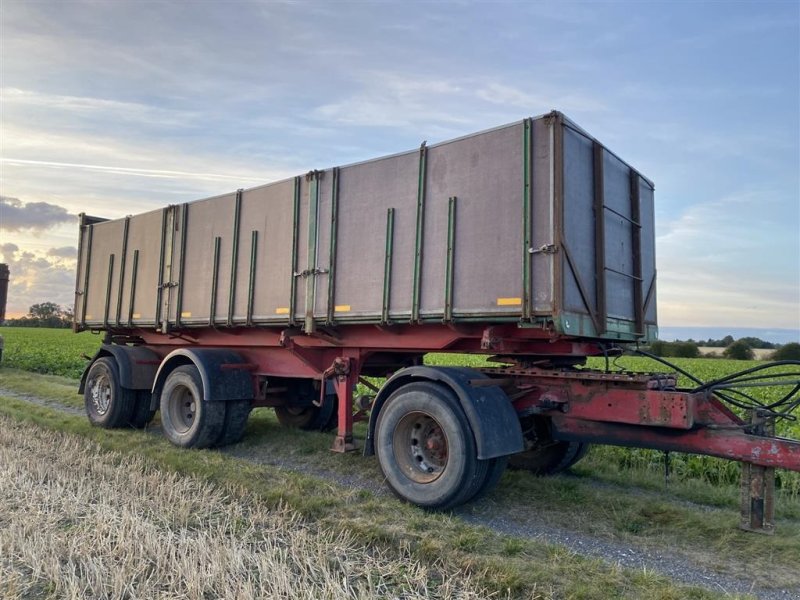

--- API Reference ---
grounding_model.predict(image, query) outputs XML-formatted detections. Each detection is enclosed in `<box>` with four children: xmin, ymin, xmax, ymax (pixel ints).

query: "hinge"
<box><xmin>294</xmin><ymin>267</ymin><xmax>329</xmax><ymax>278</ymax></box>
<box><xmin>529</xmin><ymin>243</ymin><xmax>558</xmax><ymax>255</ymax></box>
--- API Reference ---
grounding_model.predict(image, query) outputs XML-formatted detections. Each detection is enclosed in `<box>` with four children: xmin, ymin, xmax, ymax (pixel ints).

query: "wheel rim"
<box><xmin>167</xmin><ymin>385</ymin><xmax>197</xmax><ymax>433</ymax></box>
<box><xmin>89</xmin><ymin>372</ymin><xmax>112</xmax><ymax>416</ymax></box>
<box><xmin>392</xmin><ymin>411</ymin><xmax>448</xmax><ymax>483</ymax></box>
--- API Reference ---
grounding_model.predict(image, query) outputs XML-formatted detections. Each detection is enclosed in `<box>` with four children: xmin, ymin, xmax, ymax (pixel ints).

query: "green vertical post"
<box><xmin>246</xmin><ymin>230</ymin><xmax>258</xmax><ymax>326</ymax></box>
<box><xmin>127</xmin><ymin>249</ymin><xmax>139</xmax><ymax>327</ymax></box>
<box><xmin>80</xmin><ymin>223</ymin><xmax>94</xmax><ymax>326</ymax></box>
<box><xmin>209</xmin><ymin>236</ymin><xmax>221</xmax><ymax>326</ymax></box>
<box><xmin>174</xmin><ymin>203</ymin><xmax>188</xmax><ymax>328</ymax></box>
<box><xmin>411</xmin><ymin>142</ymin><xmax>427</xmax><ymax>323</ymax></box>
<box><xmin>381</xmin><ymin>208</ymin><xmax>395</xmax><ymax>324</ymax></box>
<box><xmin>288</xmin><ymin>176</ymin><xmax>301</xmax><ymax>326</ymax></box>
<box><xmin>305</xmin><ymin>171</ymin><xmax>321</xmax><ymax>333</ymax></box>
<box><xmin>522</xmin><ymin>117</ymin><xmax>533</xmax><ymax>320</ymax></box>
<box><xmin>444</xmin><ymin>197</ymin><xmax>457</xmax><ymax>322</ymax></box>
<box><xmin>154</xmin><ymin>208</ymin><xmax>168</xmax><ymax>328</ymax></box>
<box><xmin>227</xmin><ymin>189</ymin><xmax>243</xmax><ymax>327</ymax></box>
<box><xmin>115</xmin><ymin>216</ymin><xmax>129</xmax><ymax>326</ymax></box>
<box><xmin>103</xmin><ymin>254</ymin><xmax>115</xmax><ymax>327</ymax></box>
<box><xmin>326</xmin><ymin>168</ymin><xmax>339</xmax><ymax>325</ymax></box>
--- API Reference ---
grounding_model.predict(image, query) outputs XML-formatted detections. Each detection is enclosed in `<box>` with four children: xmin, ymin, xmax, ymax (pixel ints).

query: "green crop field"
<box><xmin>2</xmin><ymin>326</ymin><xmax>798</xmax><ymax>494</ymax></box>
<box><xmin>0</xmin><ymin>327</ymin><xmax>102</xmax><ymax>378</ymax></box>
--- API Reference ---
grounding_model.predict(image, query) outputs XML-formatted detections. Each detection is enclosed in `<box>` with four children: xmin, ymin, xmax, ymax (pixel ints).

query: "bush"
<box><xmin>771</xmin><ymin>343</ymin><xmax>800</xmax><ymax>361</ymax></box>
<box><xmin>646</xmin><ymin>340</ymin><xmax>700</xmax><ymax>358</ymax></box>
<box><xmin>723</xmin><ymin>340</ymin><xmax>754</xmax><ymax>360</ymax></box>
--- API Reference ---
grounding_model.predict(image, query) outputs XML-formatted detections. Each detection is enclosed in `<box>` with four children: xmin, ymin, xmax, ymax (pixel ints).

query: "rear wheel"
<box><xmin>216</xmin><ymin>400</ymin><xmax>252</xmax><ymax>447</ymax></box>
<box><xmin>159</xmin><ymin>365</ymin><xmax>225</xmax><ymax>448</ymax></box>
<box><xmin>129</xmin><ymin>390</ymin><xmax>156</xmax><ymax>429</ymax></box>
<box><xmin>509</xmin><ymin>416</ymin><xmax>590</xmax><ymax>474</ymax></box>
<box><xmin>275</xmin><ymin>392</ymin><xmax>337</xmax><ymax>431</ymax></box>
<box><xmin>84</xmin><ymin>357</ymin><xmax>135</xmax><ymax>428</ymax></box>
<box><xmin>375</xmin><ymin>382</ymin><xmax>487</xmax><ymax>510</ymax></box>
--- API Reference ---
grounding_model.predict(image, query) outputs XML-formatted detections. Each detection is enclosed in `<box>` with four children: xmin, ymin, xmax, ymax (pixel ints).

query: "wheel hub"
<box><xmin>393</xmin><ymin>411</ymin><xmax>448</xmax><ymax>484</ymax></box>
<box><xmin>90</xmin><ymin>374</ymin><xmax>111</xmax><ymax>416</ymax></box>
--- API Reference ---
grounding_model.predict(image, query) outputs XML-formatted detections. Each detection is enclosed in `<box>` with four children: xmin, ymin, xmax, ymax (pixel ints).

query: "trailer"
<box><xmin>74</xmin><ymin>111</ymin><xmax>799</xmax><ymax>530</ymax></box>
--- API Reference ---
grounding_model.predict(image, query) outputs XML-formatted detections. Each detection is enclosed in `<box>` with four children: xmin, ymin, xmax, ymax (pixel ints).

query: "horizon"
<box><xmin>1</xmin><ymin>1</ymin><xmax>798</xmax><ymax>331</ymax></box>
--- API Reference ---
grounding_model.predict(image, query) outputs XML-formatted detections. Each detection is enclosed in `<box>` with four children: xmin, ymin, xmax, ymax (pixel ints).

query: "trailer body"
<box><xmin>73</xmin><ymin>112</ymin><xmax>798</xmax><ymax>530</ymax></box>
<box><xmin>74</xmin><ymin>112</ymin><xmax>656</xmax><ymax>342</ymax></box>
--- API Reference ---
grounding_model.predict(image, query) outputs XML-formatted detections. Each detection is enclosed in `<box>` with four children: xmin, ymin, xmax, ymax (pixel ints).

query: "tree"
<box><xmin>28</xmin><ymin>302</ymin><xmax>62</xmax><ymax>320</ymax></box>
<box><xmin>723</xmin><ymin>340</ymin><xmax>754</xmax><ymax>361</ymax></box>
<box><xmin>771</xmin><ymin>343</ymin><xmax>800</xmax><ymax>361</ymax></box>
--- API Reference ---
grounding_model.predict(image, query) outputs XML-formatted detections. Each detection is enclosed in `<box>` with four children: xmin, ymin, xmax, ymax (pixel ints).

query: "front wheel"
<box><xmin>375</xmin><ymin>382</ymin><xmax>488</xmax><ymax>510</ymax></box>
<box><xmin>159</xmin><ymin>365</ymin><xmax>226</xmax><ymax>448</ymax></box>
<box><xmin>84</xmin><ymin>357</ymin><xmax>135</xmax><ymax>428</ymax></box>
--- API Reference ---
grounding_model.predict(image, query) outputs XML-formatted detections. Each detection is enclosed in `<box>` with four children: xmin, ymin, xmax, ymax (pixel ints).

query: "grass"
<box><xmin>0</xmin><ymin>415</ymin><xmax>490</xmax><ymax>600</ymax></box>
<box><xmin>0</xmin><ymin>386</ymin><xmax>732</xmax><ymax>600</ymax></box>
<box><xmin>1</xmin><ymin>367</ymin><xmax>799</xmax><ymax>595</ymax></box>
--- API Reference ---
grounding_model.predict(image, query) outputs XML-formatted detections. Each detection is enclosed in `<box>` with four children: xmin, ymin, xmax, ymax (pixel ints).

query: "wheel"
<box><xmin>275</xmin><ymin>394</ymin><xmax>337</xmax><ymax>431</ymax></box>
<box><xmin>508</xmin><ymin>416</ymin><xmax>590</xmax><ymax>475</ymax></box>
<box><xmin>374</xmin><ymin>382</ymin><xmax>487</xmax><ymax>510</ymax></box>
<box><xmin>216</xmin><ymin>400</ymin><xmax>252</xmax><ymax>447</ymax></box>
<box><xmin>159</xmin><ymin>365</ymin><xmax>226</xmax><ymax>448</ymax></box>
<box><xmin>129</xmin><ymin>390</ymin><xmax>156</xmax><ymax>429</ymax></box>
<box><xmin>84</xmin><ymin>357</ymin><xmax>135</xmax><ymax>428</ymax></box>
<box><xmin>469</xmin><ymin>456</ymin><xmax>509</xmax><ymax>503</ymax></box>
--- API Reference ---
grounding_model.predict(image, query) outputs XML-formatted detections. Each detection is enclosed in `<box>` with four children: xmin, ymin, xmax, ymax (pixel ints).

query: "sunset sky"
<box><xmin>1</xmin><ymin>1</ymin><xmax>798</xmax><ymax>337</ymax></box>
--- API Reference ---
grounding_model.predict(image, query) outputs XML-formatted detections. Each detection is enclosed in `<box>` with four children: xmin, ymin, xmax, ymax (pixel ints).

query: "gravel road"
<box><xmin>2</xmin><ymin>386</ymin><xmax>797</xmax><ymax>600</ymax></box>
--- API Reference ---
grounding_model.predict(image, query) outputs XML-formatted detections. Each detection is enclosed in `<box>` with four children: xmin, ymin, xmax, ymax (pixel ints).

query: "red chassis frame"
<box><xmin>120</xmin><ymin>322</ymin><xmax>799</xmax><ymax>530</ymax></box>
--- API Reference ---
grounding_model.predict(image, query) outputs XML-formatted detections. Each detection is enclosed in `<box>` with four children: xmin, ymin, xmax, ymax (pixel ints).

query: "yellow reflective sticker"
<box><xmin>496</xmin><ymin>297</ymin><xmax>522</xmax><ymax>306</ymax></box>
<box><xmin>334</xmin><ymin>305</ymin><xmax>351</xmax><ymax>312</ymax></box>
<box><xmin>132</xmin><ymin>313</ymin><xmax>141</xmax><ymax>319</ymax></box>
<box><xmin>180</xmin><ymin>311</ymin><xmax>192</xmax><ymax>318</ymax></box>
<box><xmin>275</xmin><ymin>307</ymin><xmax>290</xmax><ymax>315</ymax></box>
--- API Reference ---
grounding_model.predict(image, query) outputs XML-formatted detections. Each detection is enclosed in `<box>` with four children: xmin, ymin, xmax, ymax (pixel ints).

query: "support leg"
<box><xmin>739</xmin><ymin>462</ymin><xmax>775</xmax><ymax>534</ymax></box>
<box><xmin>331</xmin><ymin>355</ymin><xmax>359</xmax><ymax>453</ymax></box>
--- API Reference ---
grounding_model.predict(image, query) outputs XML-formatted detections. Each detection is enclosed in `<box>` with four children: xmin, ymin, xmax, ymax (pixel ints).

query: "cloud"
<box><xmin>0</xmin><ymin>196</ymin><xmax>76</xmax><ymax>232</ymax></box>
<box><xmin>47</xmin><ymin>246</ymin><xmax>78</xmax><ymax>259</ymax></box>
<box><xmin>0</xmin><ymin>243</ymin><xmax>77</xmax><ymax>316</ymax></box>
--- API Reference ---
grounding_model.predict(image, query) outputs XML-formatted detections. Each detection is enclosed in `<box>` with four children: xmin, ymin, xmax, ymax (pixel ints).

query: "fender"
<box><xmin>364</xmin><ymin>366</ymin><xmax>524</xmax><ymax>460</ymax></box>
<box><xmin>78</xmin><ymin>344</ymin><xmax>160</xmax><ymax>393</ymax></box>
<box><xmin>151</xmin><ymin>348</ymin><xmax>255</xmax><ymax>407</ymax></box>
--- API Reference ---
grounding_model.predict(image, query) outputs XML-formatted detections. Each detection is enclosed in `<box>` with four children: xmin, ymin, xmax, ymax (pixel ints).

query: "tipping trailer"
<box><xmin>74</xmin><ymin>111</ymin><xmax>799</xmax><ymax>529</ymax></box>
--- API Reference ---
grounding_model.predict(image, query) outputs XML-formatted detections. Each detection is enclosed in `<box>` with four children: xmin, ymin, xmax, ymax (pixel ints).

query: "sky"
<box><xmin>0</xmin><ymin>0</ymin><xmax>798</xmax><ymax>338</ymax></box>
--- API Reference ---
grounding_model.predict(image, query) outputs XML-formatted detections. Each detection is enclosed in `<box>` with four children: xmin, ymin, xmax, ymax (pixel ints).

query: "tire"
<box><xmin>159</xmin><ymin>365</ymin><xmax>226</xmax><ymax>448</ymax></box>
<box><xmin>84</xmin><ymin>357</ymin><xmax>135</xmax><ymax>428</ymax></box>
<box><xmin>469</xmin><ymin>456</ymin><xmax>509</xmax><ymax>503</ymax></box>
<box><xmin>216</xmin><ymin>400</ymin><xmax>252</xmax><ymax>447</ymax></box>
<box><xmin>275</xmin><ymin>394</ymin><xmax>337</xmax><ymax>431</ymax></box>
<box><xmin>508</xmin><ymin>416</ymin><xmax>590</xmax><ymax>475</ymax></box>
<box><xmin>129</xmin><ymin>390</ymin><xmax>157</xmax><ymax>429</ymax></box>
<box><xmin>374</xmin><ymin>382</ymin><xmax>484</xmax><ymax>510</ymax></box>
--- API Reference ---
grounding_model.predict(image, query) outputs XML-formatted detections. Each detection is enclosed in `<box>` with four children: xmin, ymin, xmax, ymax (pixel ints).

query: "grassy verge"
<box><xmin>0</xmin><ymin>389</ymin><xmax>727</xmax><ymax>600</ymax></box>
<box><xmin>0</xmin><ymin>415</ymin><xmax>495</xmax><ymax>600</ymax></box>
<box><xmin>2</xmin><ymin>367</ymin><xmax>799</xmax><ymax>590</ymax></box>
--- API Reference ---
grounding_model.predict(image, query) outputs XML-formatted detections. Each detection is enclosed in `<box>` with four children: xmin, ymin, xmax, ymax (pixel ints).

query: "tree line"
<box><xmin>646</xmin><ymin>338</ymin><xmax>800</xmax><ymax>361</ymax></box>
<box><xmin>4</xmin><ymin>302</ymin><xmax>73</xmax><ymax>328</ymax></box>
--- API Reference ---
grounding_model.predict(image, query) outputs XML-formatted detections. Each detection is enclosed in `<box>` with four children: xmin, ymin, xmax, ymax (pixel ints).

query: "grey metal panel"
<box><xmin>603</xmin><ymin>152</ymin><xmax>634</xmax><ymax>320</ymax></box>
<box><xmin>639</xmin><ymin>181</ymin><xmax>658</xmax><ymax>324</ymax></box>
<box><xmin>175</xmin><ymin>194</ymin><xmax>235</xmax><ymax>323</ymax></box>
<box><xmin>83</xmin><ymin>219</ymin><xmax>125</xmax><ymax>326</ymax></box>
<box><xmin>334</xmin><ymin>152</ymin><xmax>419</xmax><ymax>320</ymax></box>
<box><xmin>531</xmin><ymin>117</ymin><xmax>555</xmax><ymax>313</ymax></box>
<box><xmin>120</xmin><ymin>208</ymin><xmax>164</xmax><ymax>325</ymax></box>
<box><xmin>561</xmin><ymin>126</ymin><xmax>596</xmax><ymax>316</ymax></box>
<box><xmin>250</xmin><ymin>179</ymin><xmax>296</xmax><ymax>321</ymax></box>
<box><xmin>423</xmin><ymin>123</ymin><xmax>524</xmax><ymax>316</ymax></box>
